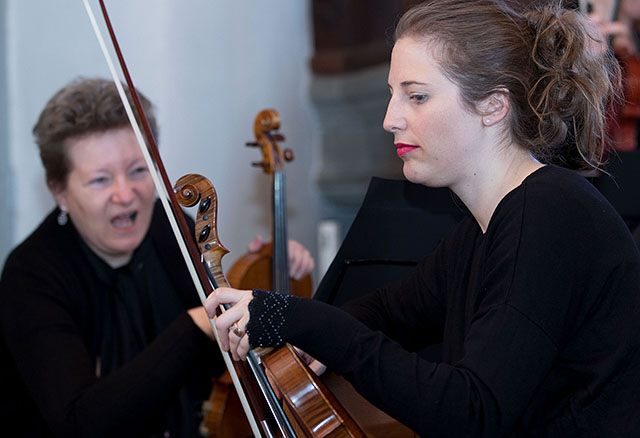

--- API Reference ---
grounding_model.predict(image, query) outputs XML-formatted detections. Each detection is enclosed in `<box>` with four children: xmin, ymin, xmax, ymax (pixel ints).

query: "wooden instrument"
<box><xmin>613</xmin><ymin>55</ymin><xmax>640</xmax><ymax>151</ymax></box>
<box><xmin>84</xmin><ymin>2</ymin><xmax>366</xmax><ymax>437</ymax></box>
<box><xmin>582</xmin><ymin>0</ymin><xmax>640</xmax><ymax>151</ymax></box>
<box><xmin>227</xmin><ymin>109</ymin><xmax>312</xmax><ymax>297</ymax></box>
<box><xmin>244</xmin><ymin>111</ymin><xmax>365</xmax><ymax>433</ymax></box>
<box><xmin>613</xmin><ymin>11</ymin><xmax>640</xmax><ymax>153</ymax></box>
<box><xmin>201</xmin><ymin>110</ymin><xmax>359</xmax><ymax>437</ymax></box>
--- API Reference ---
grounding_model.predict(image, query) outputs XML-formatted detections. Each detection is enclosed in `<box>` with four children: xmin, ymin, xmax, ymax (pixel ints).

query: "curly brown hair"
<box><xmin>33</xmin><ymin>77</ymin><xmax>158</xmax><ymax>189</ymax></box>
<box><xmin>395</xmin><ymin>0</ymin><xmax>622</xmax><ymax>169</ymax></box>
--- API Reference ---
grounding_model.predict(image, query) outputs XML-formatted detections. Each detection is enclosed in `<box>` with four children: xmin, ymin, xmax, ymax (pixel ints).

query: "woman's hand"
<box><xmin>205</xmin><ymin>287</ymin><xmax>326</xmax><ymax>373</ymax></box>
<box><xmin>247</xmin><ymin>235</ymin><xmax>315</xmax><ymax>280</ymax></box>
<box><xmin>187</xmin><ymin>306</ymin><xmax>214</xmax><ymax>340</ymax></box>
<box><xmin>204</xmin><ymin>287</ymin><xmax>253</xmax><ymax>360</ymax></box>
<box><xmin>287</xmin><ymin>239</ymin><xmax>315</xmax><ymax>280</ymax></box>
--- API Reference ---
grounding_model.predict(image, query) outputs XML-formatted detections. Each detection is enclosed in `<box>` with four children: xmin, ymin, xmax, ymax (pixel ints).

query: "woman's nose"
<box><xmin>111</xmin><ymin>179</ymin><xmax>136</xmax><ymax>204</ymax></box>
<box><xmin>383</xmin><ymin>97</ymin><xmax>406</xmax><ymax>133</ymax></box>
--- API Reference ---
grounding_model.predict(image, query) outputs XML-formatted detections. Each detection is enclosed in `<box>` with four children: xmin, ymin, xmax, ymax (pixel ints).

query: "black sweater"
<box><xmin>255</xmin><ymin>165</ymin><xmax>640</xmax><ymax>437</ymax></box>
<box><xmin>0</xmin><ymin>202</ymin><xmax>222</xmax><ymax>437</ymax></box>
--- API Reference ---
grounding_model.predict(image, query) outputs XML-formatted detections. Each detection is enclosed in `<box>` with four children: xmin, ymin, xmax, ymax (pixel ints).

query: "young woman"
<box><xmin>206</xmin><ymin>1</ymin><xmax>640</xmax><ymax>436</ymax></box>
<box><xmin>0</xmin><ymin>77</ymin><xmax>313</xmax><ymax>437</ymax></box>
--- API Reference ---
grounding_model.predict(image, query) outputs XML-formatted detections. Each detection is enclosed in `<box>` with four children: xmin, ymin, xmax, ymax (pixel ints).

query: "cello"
<box><xmin>227</xmin><ymin>109</ymin><xmax>313</xmax><ymax>299</ymax></box>
<box><xmin>201</xmin><ymin>109</ymin><xmax>314</xmax><ymax>437</ymax></box>
<box><xmin>83</xmin><ymin>1</ymin><xmax>366</xmax><ymax>436</ymax></box>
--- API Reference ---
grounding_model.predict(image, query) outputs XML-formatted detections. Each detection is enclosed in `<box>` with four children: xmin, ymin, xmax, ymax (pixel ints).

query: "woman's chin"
<box><xmin>102</xmin><ymin>236</ymin><xmax>144</xmax><ymax>260</ymax></box>
<box><xmin>402</xmin><ymin>164</ymin><xmax>426</xmax><ymax>185</ymax></box>
<box><xmin>402</xmin><ymin>165</ymin><xmax>444</xmax><ymax>188</ymax></box>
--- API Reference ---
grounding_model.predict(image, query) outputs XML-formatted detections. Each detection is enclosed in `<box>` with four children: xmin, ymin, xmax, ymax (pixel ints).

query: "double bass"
<box><xmin>83</xmin><ymin>1</ymin><xmax>366</xmax><ymax>437</ymax></box>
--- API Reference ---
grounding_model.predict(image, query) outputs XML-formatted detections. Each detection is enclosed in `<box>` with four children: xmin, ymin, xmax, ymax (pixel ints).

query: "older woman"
<box><xmin>0</xmin><ymin>77</ymin><xmax>313</xmax><ymax>437</ymax></box>
<box><xmin>207</xmin><ymin>1</ymin><xmax>640</xmax><ymax>436</ymax></box>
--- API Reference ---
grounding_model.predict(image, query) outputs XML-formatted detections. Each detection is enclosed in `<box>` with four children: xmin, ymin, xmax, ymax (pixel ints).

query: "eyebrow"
<box><xmin>388</xmin><ymin>80</ymin><xmax>430</xmax><ymax>89</ymax></box>
<box><xmin>401</xmin><ymin>80</ymin><xmax>429</xmax><ymax>87</ymax></box>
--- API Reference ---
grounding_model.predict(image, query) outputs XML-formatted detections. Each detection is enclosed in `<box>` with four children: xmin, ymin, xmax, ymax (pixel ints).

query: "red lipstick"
<box><xmin>395</xmin><ymin>143</ymin><xmax>420</xmax><ymax>157</ymax></box>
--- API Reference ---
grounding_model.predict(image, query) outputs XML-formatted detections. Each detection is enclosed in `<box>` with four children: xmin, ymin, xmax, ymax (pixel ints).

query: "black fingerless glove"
<box><xmin>246</xmin><ymin>289</ymin><xmax>294</xmax><ymax>349</ymax></box>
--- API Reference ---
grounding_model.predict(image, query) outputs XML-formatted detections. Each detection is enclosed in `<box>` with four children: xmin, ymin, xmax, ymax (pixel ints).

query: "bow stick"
<box><xmin>80</xmin><ymin>1</ymin><xmax>299</xmax><ymax>436</ymax></box>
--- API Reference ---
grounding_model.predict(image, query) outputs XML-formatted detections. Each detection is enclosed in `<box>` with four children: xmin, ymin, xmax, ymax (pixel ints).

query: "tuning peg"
<box><xmin>272</xmin><ymin>134</ymin><xmax>285</xmax><ymax>142</ymax></box>
<box><xmin>245</xmin><ymin>141</ymin><xmax>259</xmax><ymax>147</ymax></box>
<box><xmin>251</xmin><ymin>161</ymin><xmax>266</xmax><ymax>168</ymax></box>
<box><xmin>283</xmin><ymin>149</ymin><xmax>295</xmax><ymax>162</ymax></box>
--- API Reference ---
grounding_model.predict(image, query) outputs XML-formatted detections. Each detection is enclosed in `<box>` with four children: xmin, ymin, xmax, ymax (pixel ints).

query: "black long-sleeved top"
<box><xmin>248</xmin><ymin>165</ymin><xmax>640</xmax><ymax>437</ymax></box>
<box><xmin>0</xmin><ymin>202</ymin><xmax>222</xmax><ymax>437</ymax></box>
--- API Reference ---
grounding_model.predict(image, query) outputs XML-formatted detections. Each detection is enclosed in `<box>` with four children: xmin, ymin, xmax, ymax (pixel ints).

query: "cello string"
<box><xmin>273</xmin><ymin>170</ymin><xmax>290</xmax><ymax>292</ymax></box>
<box><xmin>202</xmin><ymin>257</ymin><xmax>298</xmax><ymax>437</ymax></box>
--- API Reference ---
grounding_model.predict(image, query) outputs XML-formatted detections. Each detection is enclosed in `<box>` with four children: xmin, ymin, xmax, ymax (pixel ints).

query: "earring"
<box><xmin>57</xmin><ymin>206</ymin><xmax>68</xmax><ymax>226</ymax></box>
<box><xmin>484</xmin><ymin>118</ymin><xmax>491</xmax><ymax>125</ymax></box>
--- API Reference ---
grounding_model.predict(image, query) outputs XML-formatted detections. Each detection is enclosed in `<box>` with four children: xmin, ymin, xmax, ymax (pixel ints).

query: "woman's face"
<box><xmin>52</xmin><ymin>127</ymin><xmax>155</xmax><ymax>267</ymax></box>
<box><xmin>383</xmin><ymin>37</ymin><xmax>486</xmax><ymax>189</ymax></box>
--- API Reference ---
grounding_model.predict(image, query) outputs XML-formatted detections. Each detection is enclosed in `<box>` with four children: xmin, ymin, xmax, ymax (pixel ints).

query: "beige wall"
<box><xmin>0</xmin><ymin>1</ymin><xmax>10</xmax><ymax>267</ymax></box>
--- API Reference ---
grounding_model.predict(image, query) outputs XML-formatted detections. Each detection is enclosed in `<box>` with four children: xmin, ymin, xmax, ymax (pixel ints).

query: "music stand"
<box><xmin>315</xmin><ymin>176</ymin><xmax>467</xmax><ymax>307</ymax></box>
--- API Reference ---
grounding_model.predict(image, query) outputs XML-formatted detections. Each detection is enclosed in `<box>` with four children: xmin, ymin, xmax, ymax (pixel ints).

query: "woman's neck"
<box><xmin>89</xmin><ymin>244</ymin><xmax>133</xmax><ymax>268</ymax></box>
<box><xmin>452</xmin><ymin>147</ymin><xmax>544</xmax><ymax>233</ymax></box>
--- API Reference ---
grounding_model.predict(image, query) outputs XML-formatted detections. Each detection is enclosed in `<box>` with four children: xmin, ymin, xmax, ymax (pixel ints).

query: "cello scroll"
<box><xmin>247</xmin><ymin>109</ymin><xmax>294</xmax><ymax>174</ymax></box>
<box><xmin>174</xmin><ymin>174</ymin><xmax>230</xmax><ymax>288</ymax></box>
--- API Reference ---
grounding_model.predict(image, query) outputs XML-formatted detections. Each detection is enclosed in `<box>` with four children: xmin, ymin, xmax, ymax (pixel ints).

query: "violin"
<box><xmin>83</xmin><ymin>2</ymin><xmax>366</xmax><ymax>437</ymax></box>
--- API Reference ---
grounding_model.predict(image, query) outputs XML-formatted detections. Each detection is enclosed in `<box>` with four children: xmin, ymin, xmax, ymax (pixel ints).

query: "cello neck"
<box><xmin>272</xmin><ymin>169</ymin><xmax>290</xmax><ymax>293</ymax></box>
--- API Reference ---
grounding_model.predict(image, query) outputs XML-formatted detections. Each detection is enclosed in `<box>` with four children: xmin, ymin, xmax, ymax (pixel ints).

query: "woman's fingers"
<box><xmin>228</xmin><ymin>311</ymin><xmax>250</xmax><ymax>357</ymax></box>
<box><xmin>204</xmin><ymin>287</ymin><xmax>253</xmax><ymax>352</ymax></box>
<box><xmin>287</xmin><ymin>239</ymin><xmax>314</xmax><ymax>280</ymax></box>
<box><xmin>247</xmin><ymin>234</ymin><xmax>263</xmax><ymax>253</ymax></box>
<box><xmin>229</xmin><ymin>324</ymin><xmax>251</xmax><ymax>360</ymax></box>
<box><xmin>204</xmin><ymin>287</ymin><xmax>251</xmax><ymax>317</ymax></box>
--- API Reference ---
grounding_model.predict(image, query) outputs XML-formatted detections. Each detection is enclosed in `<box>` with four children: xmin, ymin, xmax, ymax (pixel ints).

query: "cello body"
<box><xmin>228</xmin><ymin>242</ymin><xmax>312</xmax><ymax>298</ymax></box>
<box><xmin>200</xmin><ymin>243</ymin><xmax>313</xmax><ymax>438</ymax></box>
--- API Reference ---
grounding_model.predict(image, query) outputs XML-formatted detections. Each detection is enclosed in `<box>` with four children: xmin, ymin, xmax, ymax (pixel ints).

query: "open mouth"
<box><xmin>111</xmin><ymin>211</ymin><xmax>138</xmax><ymax>228</ymax></box>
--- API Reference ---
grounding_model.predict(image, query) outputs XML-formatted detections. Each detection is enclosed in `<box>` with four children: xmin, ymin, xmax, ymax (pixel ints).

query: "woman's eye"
<box><xmin>89</xmin><ymin>176</ymin><xmax>110</xmax><ymax>186</ymax></box>
<box><xmin>409</xmin><ymin>94</ymin><xmax>428</xmax><ymax>103</ymax></box>
<box><xmin>130</xmin><ymin>166</ymin><xmax>149</xmax><ymax>180</ymax></box>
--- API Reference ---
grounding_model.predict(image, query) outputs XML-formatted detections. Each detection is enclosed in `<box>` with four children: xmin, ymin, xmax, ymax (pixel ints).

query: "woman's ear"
<box><xmin>49</xmin><ymin>181</ymin><xmax>67</xmax><ymax>208</ymax></box>
<box><xmin>480</xmin><ymin>88</ymin><xmax>510</xmax><ymax>126</ymax></box>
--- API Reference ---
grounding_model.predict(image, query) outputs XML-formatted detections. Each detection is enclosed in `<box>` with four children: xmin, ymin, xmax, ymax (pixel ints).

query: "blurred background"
<box><xmin>4</xmin><ymin>1</ymin><xmax>636</xmax><ymax>286</ymax></box>
<box><xmin>0</xmin><ymin>0</ymin><xmax>421</xmax><ymax>282</ymax></box>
